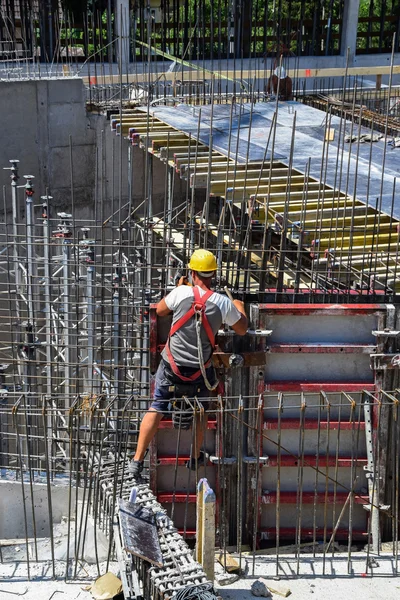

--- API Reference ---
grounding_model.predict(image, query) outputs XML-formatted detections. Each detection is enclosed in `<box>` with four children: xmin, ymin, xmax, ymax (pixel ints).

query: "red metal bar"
<box><xmin>157</xmin><ymin>455</ymin><xmax>211</xmax><ymax>466</ymax></box>
<box><xmin>156</xmin><ymin>455</ymin><xmax>368</xmax><ymax>467</ymax></box>
<box><xmin>262</xmin><ymin>492</ymin><xmax>369</xmax><ymax>505</ymax></box>
<box><xmin>263</xmin><ymin>419</ymin><xmax>366</xmax><ymax>430</ymax></box>
<box><xmin>149</xmin><ymin>306</ymin><xmax>159</xmax><ymax>376</ymax></box>
<box><xmin>178</xmin><ymin>530</ymin><xmax>196</xmax><ymax>538</ymax></box>
<box><xmin>268</xmin><ymin>343</ymin><xmax>376</xmax><ymax>354</ymax></box>
<box><xmin>259</xmin><ymin>304</ymin><xmax>385</xmax><ymax>315</ymax></box>
<box><xmin>265</xmin><ymin>456</ymin><xmax>367</xmax><ymax>467</ymax></box>
<box><xmin>265</xmin><ymin>382</ymin><xmax>376</xmax><ymax>392</ymax></box>
<box><xmin>158</xmin><ymin>418</ymin><xmax>217</xmax><ymax>429</ymax></box>
<box><xmin>158</xmin><ymin>493</ymin><xmax>197</xmax><ymax>503</ymax></box>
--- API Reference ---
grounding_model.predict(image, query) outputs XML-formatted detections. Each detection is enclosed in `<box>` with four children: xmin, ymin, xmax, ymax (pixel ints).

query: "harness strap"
<box><xmin>165</xmin><ymin>286</ymin><xmax>215</xmax><ymax>382</ymax></box>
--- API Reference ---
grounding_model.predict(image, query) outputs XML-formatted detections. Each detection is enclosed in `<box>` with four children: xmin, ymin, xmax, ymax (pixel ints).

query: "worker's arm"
<box><xmin>230</xmin><ymin>300</ymin><xmax>248</xmax><ymax>336</ymax></box>
<box><xmin>156</xmin><ymin>298</ymin><xmax>172</xmax><ymax>317</ymax></box>
<box><xmin>156</xmin><ymin>277</ymin><xmax>188</xmax><ymax>316</ymax></box>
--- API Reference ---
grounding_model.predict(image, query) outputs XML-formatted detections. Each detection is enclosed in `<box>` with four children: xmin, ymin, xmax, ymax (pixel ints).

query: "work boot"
<box><xmin>186</xmin><ymin>450</ymin><xmax>209</xmax><ymax>471</ymax></box>
<box><xmin>128</xmin><ymin>459</ymin><xmax>144</xmax><ymax>479</ymax></box>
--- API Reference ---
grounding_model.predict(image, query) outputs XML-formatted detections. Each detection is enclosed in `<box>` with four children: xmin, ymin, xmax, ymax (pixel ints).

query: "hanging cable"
<box><xmin>195</xmin><ymin>311</ymin><xmax>218</xmax><ymax>392</ymax></box>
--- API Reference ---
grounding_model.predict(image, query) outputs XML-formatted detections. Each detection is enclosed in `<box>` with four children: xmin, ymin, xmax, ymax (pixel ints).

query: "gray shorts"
<box><xmin>151</xmin><ymin>360</ymin><xmax>217</xmax><ymax>413</ymax></box>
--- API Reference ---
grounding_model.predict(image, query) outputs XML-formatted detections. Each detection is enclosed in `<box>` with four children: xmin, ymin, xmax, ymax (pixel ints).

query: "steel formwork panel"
<box><xmin>261</xmin><ymin>464</ymin><xmax>367</xmax><ymax>492</ymax></box>
<box><xmin>264</xmin><ymin>353</ymin><xmax>373</xmax><ymax>382</ymax></box>
<box><xmin>261</xmin><ymin>503</ymin><xmax>368</xmax><ymax>531</ymax></box>
<box><xmin>262</xmin><ymin>429</ymin><xmax>367</xmax><ymax>457</ymax></box>
<box><xmin>244</xmin><ymin>303</ymin><xmax>387</xmax><ymax>548</ymax></box>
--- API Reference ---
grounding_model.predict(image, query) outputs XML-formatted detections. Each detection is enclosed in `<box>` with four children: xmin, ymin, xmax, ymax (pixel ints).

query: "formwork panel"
<box><xmin>262</xmin><ymin>429</ymin><xmax>367</xmax><ymax>457</ymax></box>
<box><xmin>267</xmin><ymin>314</ymin><xmax>379</xmax><ymax>344</ymax></box>
<box><xmin>261</xmin><ymin>466</ymin><xmax>368</xmax><ymax>493</ymax></box>
<box><xmin>264</xmin><ymin>353</ymin><xmax>373</xmax><ymax>382</ymax></box>
<box><xmin>156</xmin><ymin>465</ymin><xmax>217</xmax><ymax>494</ymax></box>
<box><xmin>164</xmin><ymin>503</ymin><xmax>197</xmax><ymax>532</ymax></box>
<box><xmin>156</xmin><ymin>427</ymin><xmax>216</xmax><ymax>456</ymax></box>
<box><xmin>261</xmin><ymin>503</ymin><xmax>367</xmax><ymax>533</ymax></box>
<box><xmin>263</xmin><ymin>392</ymin><xmax>364</xmax><ymax>420</ymax></box>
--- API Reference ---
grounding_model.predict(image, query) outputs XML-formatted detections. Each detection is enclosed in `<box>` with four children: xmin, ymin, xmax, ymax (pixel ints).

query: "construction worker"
<box><xmin>266</xmin><ymin>66</ymin><xmax>293</xmax><ymax>101</ymax></box>
<box><xmin>129</xmin><ymin>249</ymin><xmax>248</xmax><ymax>479</ymax></box>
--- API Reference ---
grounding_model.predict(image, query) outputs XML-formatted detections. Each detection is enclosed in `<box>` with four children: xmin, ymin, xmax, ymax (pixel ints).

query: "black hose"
<box><xmin>172</xmin><ymin>582</ymin><xmax>218</xmax><ymax>600</ymax></box>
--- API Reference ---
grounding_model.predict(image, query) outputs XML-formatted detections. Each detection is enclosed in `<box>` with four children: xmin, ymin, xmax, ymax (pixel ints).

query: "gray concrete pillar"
<box><xmin>340</xmin><ymin>0</ymin><xmax>361</xmax><ymax>65</ymax></box>
<box><xmin>115</xmin><ymin>0</ymin><xmax>130</xmax><ymax>70</ymax></box>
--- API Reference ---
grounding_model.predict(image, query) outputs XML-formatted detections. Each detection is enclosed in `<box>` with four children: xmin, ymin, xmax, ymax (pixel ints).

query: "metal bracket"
<box><xmin>372</xmin><ymin>329</ymin><xmax>400</xmax><ymax>339</ymax></box>
<box><xmin>362</xmin><ymin>465</ymin><xmax>382</xmax><ymax>481</ymax></box>
<box><xmin>243</xmin><ymin>456</ymin><xmax>269</xmax><ymax>465</ymax></box>
<box><xmin>209</xmin><ymin>456</ymin><xmax>237</xmax><ymax>465</ymax></box>
<box><xmin>362</xmin><ymin>503</ymin><xmax>391</xmax><ymax>513</ymax></box>
<box><xmin>370</xmin><ymin>353</ymin><xmax>400</xmax><ymax>370</ymax></box>
<box><xmin>247</xmin><ymin>329</ymin><xmax>273</xmax><ymax>337</ymax></box>
<box><xmin>217</xmin><ymin>329</ymin><xmax>273</xmax><ymax>337</ymax></box>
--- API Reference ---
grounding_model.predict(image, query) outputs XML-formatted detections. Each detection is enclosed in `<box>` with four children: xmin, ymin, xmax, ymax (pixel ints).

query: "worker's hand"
<box><xmin>233</xmin><ymin>299</ymin><xmax>246</xmax><ymax>315</ymax></box>
<box><xmin>177</xmin><ymin>276</ymin><xmax>191</xmax><ymax>286</ymax></box>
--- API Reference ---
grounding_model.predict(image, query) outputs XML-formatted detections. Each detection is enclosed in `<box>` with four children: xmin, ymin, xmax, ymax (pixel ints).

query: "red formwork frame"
<box><xmin>248</xmin><ymin>303</ymin><xmax>388</xmax><ymax>547</ymax></box>
<box><xmin>149</xmin><ymin>302</ymin><xmax>390</xmax><ymax>546</ymax></box>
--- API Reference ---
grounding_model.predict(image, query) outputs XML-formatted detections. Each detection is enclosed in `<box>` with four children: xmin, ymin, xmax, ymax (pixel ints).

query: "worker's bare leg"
<box><xmin>134</xmin><ymin>408</ymin><xmax>164</xmax><ymax>461</ymax></box>
<box><xmin>193</xmin><ymin>411</ymin><xmax>208</xmax><ymax>459</ymax></box>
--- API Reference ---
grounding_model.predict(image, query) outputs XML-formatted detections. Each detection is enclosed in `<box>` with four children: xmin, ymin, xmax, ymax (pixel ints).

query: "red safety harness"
<box><xmin>165</xmin><ymin>286</ymin><xmax>215</xmax><ymax>382</ymax></box>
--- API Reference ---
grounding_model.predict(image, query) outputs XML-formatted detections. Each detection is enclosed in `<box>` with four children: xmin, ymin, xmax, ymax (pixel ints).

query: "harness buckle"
<box><xmin>193</xmin><ymin>301</ymin><xmax>205</xmax><ymax>314</ymax></box>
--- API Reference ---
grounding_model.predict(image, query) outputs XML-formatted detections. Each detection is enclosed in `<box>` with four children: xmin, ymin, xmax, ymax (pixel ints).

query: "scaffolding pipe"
<box><xmin>62</xmin><ymin>235</ymin><xmax>72</xmax><ymax>404</ymax></box>
<box><xmin>42</xmin><ymin>198</ymin><xmax>52</xmax><ymax>398</ymax></box>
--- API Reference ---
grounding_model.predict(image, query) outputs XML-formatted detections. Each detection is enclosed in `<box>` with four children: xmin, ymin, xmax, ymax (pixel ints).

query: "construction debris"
<box><xmin>85</xmin><ymin>573</ymin><xmax>122</xmax><ymax>600</ymax></box>
<box><xmin>251</xmin><ymin>579</ymin><xmax>273</xmax><ymax>597</ymax></box>
<box><xmin>344</xmin><ymin>133</ymin><xmax>383</xmax><ymax>143</ymax></box>
<box><xmin>214</xmin><ymin>562</ymin><xmax>240</xmax><ymax>586</ymax></box>
<box><xmin>388</xmin><ymin>137</ymin><xmax>400</xmax><ymax>148</ymax></box>
<box><xmin>264</xmin><ymin>582</ymin><xmax>292</xmax><ymax>598</ymax></box>
<box><xmin>216</xmin><ymin>551</ymin><xmax>241</xmax><ymax>573</ymax></box>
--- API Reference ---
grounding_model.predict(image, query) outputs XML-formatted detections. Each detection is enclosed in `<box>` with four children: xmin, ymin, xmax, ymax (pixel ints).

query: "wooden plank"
<box><xmin>216</xmin><ymin>551</ymin><xmax>241</xmax><ymax>573</ymax></box>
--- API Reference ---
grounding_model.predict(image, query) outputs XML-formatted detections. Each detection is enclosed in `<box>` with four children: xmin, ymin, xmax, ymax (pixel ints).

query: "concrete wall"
<box><xmin>0</xmin><ymin>78</ymin><xmax>97</xmax><ymax>213</ymax></box>
<box><xmin>0</xmin><ymin>78</ymin><xmax>186</xmax><ymax>225</ymax></box>
<box><xmin>0</xmin><ymin>480</ymin><xmax>77</xmax><ymax>538</ymax></box>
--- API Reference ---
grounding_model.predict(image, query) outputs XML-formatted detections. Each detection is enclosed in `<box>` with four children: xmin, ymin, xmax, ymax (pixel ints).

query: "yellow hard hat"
<box><xmin>188</xmin><ymin>249</ymin><xmax>218</xmax><ymax>275</ymax></box>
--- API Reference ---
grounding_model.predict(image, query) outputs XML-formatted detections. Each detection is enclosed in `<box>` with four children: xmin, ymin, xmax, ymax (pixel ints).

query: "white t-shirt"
<box><xmin>163</xmin><ymin>285</ymin><xmax>242</xmax><ymax>367</ymax></box>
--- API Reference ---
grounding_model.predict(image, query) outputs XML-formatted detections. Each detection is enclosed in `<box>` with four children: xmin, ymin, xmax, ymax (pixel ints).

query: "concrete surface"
<box><xmin>0</xmin><ymin>581</ymin><xmax>84</xmax><ymax>600</ymax></box>
<box><xmin>0</xmin><ymin>559</ymin><xmax>119</xmax><ymax>600</ymax></box>
<box><xmin>215</xmin><ymin>553</ymin><xmax>400</xmax><ymax>600</ymax></box>
<box><xmin>0</xmin><ymin>554</ymin><xmax>399</xmax><ymax>600</ymax></box>
<box><xmin>0</xmin><ymin>78</ymin><xmax>97</xmax><ymax>212</ymax></box>
<box><xmin>0</xmin><ymin>481</ymin><xmax>77</xmax><ymax>539</ymax></box>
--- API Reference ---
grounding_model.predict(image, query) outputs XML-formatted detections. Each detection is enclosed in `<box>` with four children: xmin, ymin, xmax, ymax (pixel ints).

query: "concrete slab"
<box><xmin>147</xmin><ymin>101</ymin><xmax>400</xmax><ymax>217</ymax></box>
<box><xmin>215</xmin><ymin>554</ymin><xmax>400</xmax><ymax>600</ymax></box>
